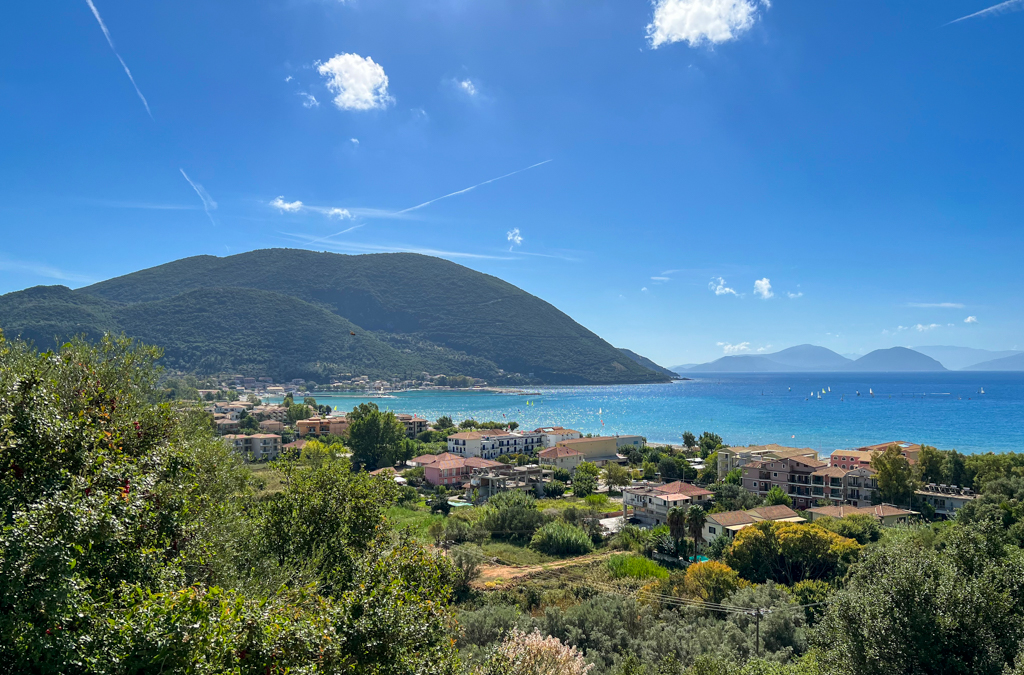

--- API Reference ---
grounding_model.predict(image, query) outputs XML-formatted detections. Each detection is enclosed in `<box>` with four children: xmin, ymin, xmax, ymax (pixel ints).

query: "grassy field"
<box><xmin>480</xmin><ymin>541</ymin><xmax>558</xmax><ymax>566</ymax></box>
<box><xmin>247</xmin><ymin>463</ymin><xmax>287</xmax><ymax>495</ymax></box>
<box><xmin>387</xmin><ymin>504</ymin><xmax>446</xmax><ymax>540</ymax></box>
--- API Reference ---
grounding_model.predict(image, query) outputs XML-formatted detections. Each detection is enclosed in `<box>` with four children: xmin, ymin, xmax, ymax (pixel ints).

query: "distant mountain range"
<box><xmin>913</xmin><ymin>346</ymin><xmax>1023</xmax><ymax>371</ymax></box>
<box><xmin>0</xmin><ymin>249</ymin><xmax>670</xmax><ymax>386</ymax></box>
<box><xmin>673</xmin><ymin>344</ymin><xmax>1014</xmax><ymax>373</ymax></box>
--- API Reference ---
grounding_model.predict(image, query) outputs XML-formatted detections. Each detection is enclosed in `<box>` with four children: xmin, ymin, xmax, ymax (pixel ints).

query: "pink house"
<box><xmin>422</xmin><ymin>455</ymin><xmax>503</xmax><ymax>487</ymax></box>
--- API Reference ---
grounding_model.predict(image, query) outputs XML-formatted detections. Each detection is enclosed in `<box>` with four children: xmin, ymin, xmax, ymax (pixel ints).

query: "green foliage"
<box><xmin>545</xmin><ymin>480</ymin><xmax>567</xmax><ymax>498</ymax></box>
<box><xmin>553</xmin><ymin>467</ymin><xmax>572</xmax><ymax>482</ymax></box>
<box><xmin>725</xmin><ymin>468</ymin><xmax>743</xmax><ymax>485</ymax></box>
<box><xmin>611</xmin><ymin>525</ymin><xmax>657</xmax><ymax>555</ymax></box>
<box><xmin>705</xmin><ymin>532</ymin><xmax>731</xmax><ymax>560</ymax></box>
<box><xmin>0</xmin><ymin>334</ymin><xmax>461</xmax><ymax>674</ymax></box>
<box><xmin>572</xmin><ymin>472</ymin><xmax>596</xmax><ymax>498</ymax></box>
<box><xmin>726</xmin><ymin>521</ymin><xmax>861</xmax><ymax>585</ymax></box>
<box><xmin>604</xmin><ymin>463</ymin><xmax>630</xmax><ymax>491</ymax></box>
<box><xmin>435</xmin><ymin>415</ymin><xmax>456</xmax><ymax>430</ymax></box>
<box><xmin>530</xmin><ymin>521</ymin><xmax>595</xmax><ymax>556</ymax></box>
<box><xmin>286</xmin><ymin>403</ymin><xmax>311</xmax><ymax>422</ymax></box>
<box><xmin>607</xmin><ymin>554</ymin><xmax>670</xmax><ymax>581</ymax></box>
<box><xmin>347</xmin><ymin>404</ymin><xmax>409</xmax><ymax>470</ymax></box>
<box><xmin>789</xmin><ymin>580</ymin><xmax>833</xmax><ymax>626</ymax></box>
<box><xmin>710</xmin><ymin>482</ymin><xmax>763</xmax><ymax>511</ymax></box>
<box><xmin>683</xmin><ymin>431</ymin><xmax>697</xmax><ymax>449</ymax></box>
<box><xmin>659</xmin><ymin>457</ymin><xmax>679</xmax><ymax>479</ymax></box>
<box><xmin>481</xmin><ymin>490</ymin><xmax>545</xmax><ymax>541</ymax></box>
<box><xmin>870</xmin><ymin>445</ymin><xmax>915</xmax><ymax>506</ymax></box>
<box><xmin>814</xmin><ymin>524</ymin><xmax>1024</xmax><ymax>674</ymax></box>
<box><xmin>698</xmin><ymin>432</ymin><xmax>725</xmax><ymax>459</ymax></box>
<box><xmin>765</xmin><ymin>485</ymin><xmax>793</xmax><ymax>507</ymax></box>
<box><xmin>812</xmin><ymin>514</ymin><xmax>881</xmax><ymax>545</ymax></box>
<box><xmin>575</xmin><ymin>461</ymin><xmax>600</xmax><ymax>478</ymax></box>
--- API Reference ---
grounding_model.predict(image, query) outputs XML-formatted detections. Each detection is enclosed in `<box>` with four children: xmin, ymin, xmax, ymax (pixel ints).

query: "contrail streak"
<box><xmin>946</xmin><ymin>0</ymin><xmax>1024</xmax><ymax>24</ymax></box>
<box><xmin>180</xmin><ymin>169</ymin><xmax>217</xmax><ymax>226</ymax></box>
<box><xmin>395</xmin><ymin>159</ymin><xmax>552</xmax><ymax>214</ymax></box>
<box><xmin>302</xmin><ymin>224</ymin><xmax>365</xmax><ymax>246</ymax></box>
<box><xmin>85</xmin><ymin>0</ymin><xmax>153</xmax><ymax>119</ymax></box>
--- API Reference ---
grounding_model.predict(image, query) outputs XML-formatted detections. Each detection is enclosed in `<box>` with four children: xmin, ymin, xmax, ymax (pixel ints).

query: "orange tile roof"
<box><xmin>538</xmin><ymin>446</ymin><xmax>582</xmax><ymax>459</ymax></box>
<box><xmin>748</xmin><ymin>505</ymin><xmax>800</xmax><ymax>521</ymax></box>
<box><xmin>708</xmin><ymin>510</ymin><xmax>757</xmax><ymax>527</ymax></box>
<box><xmin>655</xmin><ymin>480</ymin><xmax>713</xmax><ymax>498</ymax></box>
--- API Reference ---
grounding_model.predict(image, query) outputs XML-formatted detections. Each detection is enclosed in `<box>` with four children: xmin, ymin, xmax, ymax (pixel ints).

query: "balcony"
<box><xmin>789</xmin><ymin>475</ymin><xmax>810</xmax><ymax>485</ymax></box>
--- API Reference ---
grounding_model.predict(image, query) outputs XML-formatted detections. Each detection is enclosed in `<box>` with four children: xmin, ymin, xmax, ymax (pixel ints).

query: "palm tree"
<box><xmin>667</xmin><ymin>506</ymin><xmax>687</xmax><ymax>557</ymax></box>
<box><xmin>686</xmin><ymin>504</ymin><xmax>707</xmax><ymax>562</ymax></box>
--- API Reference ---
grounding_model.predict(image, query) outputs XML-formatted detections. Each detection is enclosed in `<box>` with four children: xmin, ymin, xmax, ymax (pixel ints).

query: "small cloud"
<box><xmin>965</xmin><ymin>316</ymin><xmax>979</xmax><ymax>324</ymax></box>
<box><xmin>914</xmin><ymin>323</ymin><xmax>941</xmax><ymax>332</ymax></box>
<box><xmin>456</xmin><ymin>78</ymin><xmax>478</xmax><ymax>96</ymax></box>
<box><xmin>897</xmin><ymin>326</ymin><xmax>908</xmax><ymax>332</ymax></box>
<box><xmin>300</xmin><ymin>93</ymin><xmax>319</xmax><ymax>108</ymax></box>
<box><xmin>316</xmin><ymin>53</ymin><xmax>394</xmax><ymax>111</ymax></box>
<box><xmin>787</xmin><ymin>291</ymin><xmax>803</xmax><ymax>299</ymax></box>
<box><xmin>709</xmin><ymin>276</ymin><xmax>738</xmax><ymax>296</ymax></box>
<box><xmin>327</xmin><ymin>208</ymin><xmax>352</xmax><ymax>220</ymax></box>
<box><xmin>651</xmin><ymin>276</ymin><xmax>670</xmax><ymax>282</ymax></box>
<box><xmin>660</xmin><ymin>268</ymin><xmax>683</xmax><ymax>275</ymax></box>
<box><xmin>507</xmin><ymin>227</ymin><xmax>523</xmax><ymax>250</ymax></box>
<box><xmin>285</xmin><ymin>75</ymin><xmax>293</xmax><ymax>83</ymax></box>
<box><xmin>756</xmin><ymin>344</ymin><xmax>773</xmax><ymax>353</ymax></box>
<box><xmin>753</xmin><ymin>278</ymin><xmax>773</xmax><ymax>300</ymax></box>
<box><xmin>641</xmin><ymin>287</ymin><xmax>649</xmax><ymax>292</ymax></box>
<box><xmin>271</xmin><ymin>196</ymin><xmax>303</xmax><ymax>212</ymax></box>
<box><xmin>907</xmin><ymin>302</ymin><xmax>965</xmax><ymax>309</ymax></box>
<box><xmin>717</xmin><ymin>341</ymin><xmax>751</xmax><ymax>355</ymax></box>
<box><xmin>647</xmin><ymin>0</ymin><xmax>770</xmax><ymax>48</ymax></box>
<box><xmin>350</xmin><ymin>138</ymin><xmax>359</xmax><ymax>145</ymax></box>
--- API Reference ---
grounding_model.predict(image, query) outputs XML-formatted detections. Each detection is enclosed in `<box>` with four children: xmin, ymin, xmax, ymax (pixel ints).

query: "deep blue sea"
<box><xmin>268</xmin><ymin>372</ymin><xmax>1024</xmax><ymax>455</ymax></box>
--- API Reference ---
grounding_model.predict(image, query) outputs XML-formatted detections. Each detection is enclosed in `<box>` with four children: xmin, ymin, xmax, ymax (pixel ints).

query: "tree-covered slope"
<box><xmin>0</xmin><ymin>285</ymin><xmax>119</xmax><ymax>348</ymax></box>
<box><xmin>76</xmin><ymin>249</ymin><xmax>665</xmax><ymax>384</ymax></box>
<box><xmin>617</xmin><ymin>348</ymin><xmax>679</xmax><ymax>378</ymax></box>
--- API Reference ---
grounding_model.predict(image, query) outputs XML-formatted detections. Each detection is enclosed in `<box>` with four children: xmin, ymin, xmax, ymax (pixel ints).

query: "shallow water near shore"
<box><xmin>268</xmin><ymin>371</ymin><xmax>1024</xmax><ymax>455</ymax></box>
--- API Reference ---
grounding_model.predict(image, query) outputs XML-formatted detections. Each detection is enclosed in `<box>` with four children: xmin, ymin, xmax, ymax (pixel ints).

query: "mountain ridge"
<box><xmin>682</xmin><ymin>345</ymin><xmax>947</xmax><ymax>373</ymax></box>
<box><xmin>0</xmin><ymin>249</ymin><xmax>669</xmax><ymax>385</ymax></box>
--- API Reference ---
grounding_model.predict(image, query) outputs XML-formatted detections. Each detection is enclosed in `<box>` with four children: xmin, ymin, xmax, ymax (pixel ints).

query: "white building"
<box><xmin>535</xmin><ymin>426</ymin><xmax>582</xmax><ymax>448</ymax></box>
<box><xmin>447</xmin><ymin>429</ymin><xmax>545</xmax><ymax>459</ymax></box>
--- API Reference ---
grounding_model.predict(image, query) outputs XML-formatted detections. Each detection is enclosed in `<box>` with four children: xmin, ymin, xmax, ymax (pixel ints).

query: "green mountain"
<box><xmin>617</xmin><ymin>348</ymin><xmax>678</xmax><ymax>379</ymax></box>
<box><xmin>0</xmin><ymin>249</ymin><xmax>668</xmax><ymax>385</ymax></box>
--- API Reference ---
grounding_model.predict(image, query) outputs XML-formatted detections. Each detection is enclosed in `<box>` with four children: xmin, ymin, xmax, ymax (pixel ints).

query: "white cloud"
<box><xmin>717</xmin><ymin>341</ymin><xmax>751</xmax><ymax>355</ymax></box>
<box><xmin>907</xmin><ymin>302</ymin><xmax>965</xmax><ymax>309</ymax></box>
<box><xmin>753</xmin><ymin>277</ymin><xmax>773</xmax><ymax>299</ymax></box>
<box><xmin>316</xmin><ymin>53</ymin><xmax>394</xmax><ymax>111</ymax></box>
<box><xmin>350</xmin><ymin>138</ymin><xmax>359</xmax><ymax>145</ymax></box>
<box><xmin>327</xmin><ymin>208</ymin><xmax>352</xmax><ymax>220</ymax></box>
<box><xmin>709</xmin><ymin>276</ymin><xmax>738</xmax><ymax>296</ymax></box>
<box><xmin>457</xmin><ymin>79</ymin><xmax>478</xmax><ymax>96</ymax></box>
<box><xmin>285</xmin><ymin>75</ymin><xmax>293</xmax><ymax>82</ymax></box>
<box><xmin>641</xmin><ymin>287</ymin><xmax>649</xmax><ymax>292</ymax></box>
<box><xmin>300</xmin><ymin>93</ymin><xmax>319</xmax><ymax>108</ymax></box>
<box><xmin>947</xmin><ymin>0</ymin><xmax>1024</xmax><ymax>25</ymax></box>
<box><xmin>0</xmin><ymin>258</ymin><xmax>95</xmax><ymax>284</ymax></box>
<box><xmin>756</xmin><ymin>344</ymin><xmax>772</xmax><ymax>352</ymax></box>
<box><xmin>787</xmin><ymin>291</ymin><xmax>803</xmax><ymax>299</ymax></box>
<box><xmin>914</xmin><ymin>323</ymin><xmax>941</xmax><ymax>332</ymax></box>
<box><xmin>271</xmin><ymin>196</ymin><xmax>303</xmax><ymax>212</ymax></box>
<box><xmin>897</xmin><ymin>326</ymin><xmax>908</xmax><ymax>332</ymax></box>
<box><xmin>647</xmin><ymin>0</ymin><xmax>769</xmax><ymax>48</ymax></box>
<box><xmin>965</xmin><ymin>316</ymin><xmax>979</xmax><ymax>324</ymax></box>
<box><xmin>651</xmin><ymin>276</ymin><xmax>670</xmax><ymax>282</ymax></box>
<box><xmin>507</xmin><ymin>228</ymin><xmax>523</xmax><ymax>250</ymax></box>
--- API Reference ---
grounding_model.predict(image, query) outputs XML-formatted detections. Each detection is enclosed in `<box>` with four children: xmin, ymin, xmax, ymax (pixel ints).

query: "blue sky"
<box><xmin>1</xmin><ymin>0</ymin><xmax>1022</xmax><ymax>365</ymax></box>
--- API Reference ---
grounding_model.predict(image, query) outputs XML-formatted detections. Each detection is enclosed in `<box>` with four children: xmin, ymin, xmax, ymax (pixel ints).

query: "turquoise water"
<box><xmin>268</xmin><ymin>372</ymin><xmax>1024</xmax><ymax>455</ymax></box>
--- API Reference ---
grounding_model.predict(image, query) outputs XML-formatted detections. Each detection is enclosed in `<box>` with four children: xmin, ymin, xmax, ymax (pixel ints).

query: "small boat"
<box><xmin>856</xmin><ymin>391</ymin><xmax>860</xmax><ymax>396</ymax></box>
<box><xmin>980</xmin><ymin>387</ymin><xmax>985</xmax><ymax>395</ymax></box>
<box><xmin>869</xmin><ymin>388</ymin><xmax>874</xmax><ymax>397</ymax></box>
<box><xmin>817</xmin><ymin>393</ymin><xmax>821</xmax><ymax>399</ymax></box>
<box><xmin>828</xmin><ymin>387</ymin><xmax>831</xmax><ymax>393</ymax></box>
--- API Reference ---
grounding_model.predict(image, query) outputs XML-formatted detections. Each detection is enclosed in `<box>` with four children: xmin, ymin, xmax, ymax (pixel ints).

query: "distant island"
<box><xmin>0</xmin><ymin>249</ymin><xmax>671</xmax><ymax>386</ymax></box>
<box><xmin>675</xmin><ymin>343</ymin><xmax>1023</xmax><ymax>373</ymax></box>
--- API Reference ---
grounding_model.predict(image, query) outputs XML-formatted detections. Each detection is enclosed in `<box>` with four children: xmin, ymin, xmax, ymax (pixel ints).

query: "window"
<box><xmin>773</xmin><ymin>472</ymin><xmax>778</xmax><ymax>478</ymax></box>
<box><xmin>708</xmin><ymin>526</ymin><xmax>716</xmax><ymax>535</ymax></box>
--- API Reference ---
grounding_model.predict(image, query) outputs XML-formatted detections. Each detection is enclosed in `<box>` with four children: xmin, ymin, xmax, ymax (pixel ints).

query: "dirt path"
<box><xmin>474</xmin><ymin>550</ymin><xmax>615</xmax><ymax>587</ymax></box>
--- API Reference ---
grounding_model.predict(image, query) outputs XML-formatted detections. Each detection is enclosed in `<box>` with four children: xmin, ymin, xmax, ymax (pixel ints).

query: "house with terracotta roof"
<box><xmin>702</xmin><ymin>505</ymin><xmax>805</xmax><ymax>544</ymax></box>
<box><xmin>806</xmin><ymin>503</ymin><xmax>918</xmax><ymax>526</ymax></box>
<box><xmin>447</xmin><ymin>429</ymin><xmax>545</xmax><ymax>459</ymax></box>
<box><xmin>408</xmin><ymin>452</ymin><xmax>461</xmax><ymax>467</ymax></box>
<box><xmin>623</xmin><ymin>480</ymin><xmax>714</xmax><ymax>526</ymax></box>
<box><xmin>718</xmin><ymin>444</ymin><xmax>820</xmax><ymax>479</ymax></box>
<box><xmin>537</xmin><ymin>446</ymin><xmax>583</xmax><ymax>472</ymax></box>
<box><xmin>535</xmin><ymin>426</ymin><xmax>582</xmax><ymax>447</ymax></box>
<box><xmin>741</xmin><ymin>454</ymin><xmax>827</xmax><ymax>510</ymax></box>
<box><xmin>423</xmin><ymin>456</ymin><xmax>503</xmax><ymax>487</ymax></box>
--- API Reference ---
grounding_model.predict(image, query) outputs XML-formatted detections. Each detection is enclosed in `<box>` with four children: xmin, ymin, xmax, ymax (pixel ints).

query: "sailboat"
<box><xmin>828</xmin><ymin>387</ymin><xmax>831</xmax><ymax>393</ymax></box>
<box><xmin>979</xmin><ymin>387</ymin><xmax>985</xmax><ymax>395</ymax></box>
<box><xmin>856</xmin><ymin>391</ymin><xmax>860</xmax><ymax>396</ymax></box>
<box><xmin>817</xmin><ymin>392</ymin><xmax>822</xmax><ymax>399</ymax></box>
<box><xmin>869</xmin><ymin>388</ymin><xmax>874</xmax><ymax>397</ymax></box>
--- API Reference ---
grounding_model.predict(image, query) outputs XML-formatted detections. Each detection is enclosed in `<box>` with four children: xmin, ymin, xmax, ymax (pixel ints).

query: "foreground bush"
<box><xmin>530</xmin><ymin>521</ymin><xmax>595</xmax><ymax>556</ymax></box>
<box><xmin>477</xmin><ymin>629</ymin><xmax>592</xmax><ymax>675</ymax></box>
<box><xmin>0</xmin><ymin>334</ymin><xmax>460</xmax><ymax>674</ymax></box>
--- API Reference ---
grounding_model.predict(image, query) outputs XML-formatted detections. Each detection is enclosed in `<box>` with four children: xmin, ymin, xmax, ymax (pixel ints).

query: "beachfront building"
<box><xmin>701</xmin><ymin>505</ymin><xmax>806</xmax><ymax>545</ymax></box>
<box><xmin>259</xmin><ymin>419</ymin><xmax>284</xmax><ymax>433</ymax></box>
<box><xmin>741</xmin><ymin>454</ymin><xmax>828</xmax><ymax>510</ymax></box>
<box><xmin>554</xmin><ymin>436</ymin><xmax>633</xmax><ymax>466</ymax></box>
<box><xmin>468</xmin><ymin>463</ymin><xmax>554</xmax><ymax>500</ymax></box>
<box><xmin>829</xmin><ymin>442</ymin><xmax>922</xmax><ymax>469</ymax></box>
<box><xmin>223</xmin><ymin>433</ymin><xmax>282</xmax><ymax>461</ymax></box>
<box><xmin>915</xmin><ymin>483</ymin><xmax>977</xmax><ymax>517</ymax></box>
<box><xmin>623</xmin><ymin>480</ymin><xmax>714</xmax><ymax>527</ymax></box>
<box><xmin>296</xmin><ymin>415</ymin><xmax>350</xmax><ymax>437</ymax></box>
<box><xmin>537</xmin><ymin>446</ymin><xmax>584</xmax><ymax>472</ymax></box>
<box><xmin>806</xmin><ymin>504</ymin><xmax>917</xmax><ymax>526</ymax></box>
<box><xmin>535</xmin><ymin>426</ymin><xmax>582</xmax><ymax>447</ymax></box>
<box><xmin>447</xmin><ymin>429</ymin><xmax>545</xmax><ymax>459</ymax></box>
<box><xmin>718</xmin><ymin>444</ymin><xmax>820</xmax><ymax>479</ymax></box>
<box><xmin>251</xmin><ymin>404</ymin><xmax>288</xmax><ymax>422</ymax></box>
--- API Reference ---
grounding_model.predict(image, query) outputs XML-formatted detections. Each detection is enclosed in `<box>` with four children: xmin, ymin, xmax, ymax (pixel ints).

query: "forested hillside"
<box><xmin>0</xmin><ymin>249</ymin><xmax>668</xmax><ymax>384</ymax></box>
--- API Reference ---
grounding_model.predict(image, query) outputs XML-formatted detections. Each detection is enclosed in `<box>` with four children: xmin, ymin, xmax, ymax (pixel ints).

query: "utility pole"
<box><xmin>755</xmin><ymin>609</ymin><xmax>761</xmax><ymax>657</ymax></box>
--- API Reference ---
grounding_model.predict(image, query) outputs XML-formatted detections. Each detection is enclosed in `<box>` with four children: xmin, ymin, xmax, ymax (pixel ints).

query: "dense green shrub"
<box><xmin>481</xmin><ymin>490</ymin><xmax>545</xmax><ymax>541</ymax></box>
<box><xmin>607</xmin><ymin>554</ymin><xmax>669</xmax><ymax>581</ymax></box>
<box><xmin>530</xmin><ymin>521</ymin><xmax>595</xmax><ymax>556</ymax></box>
